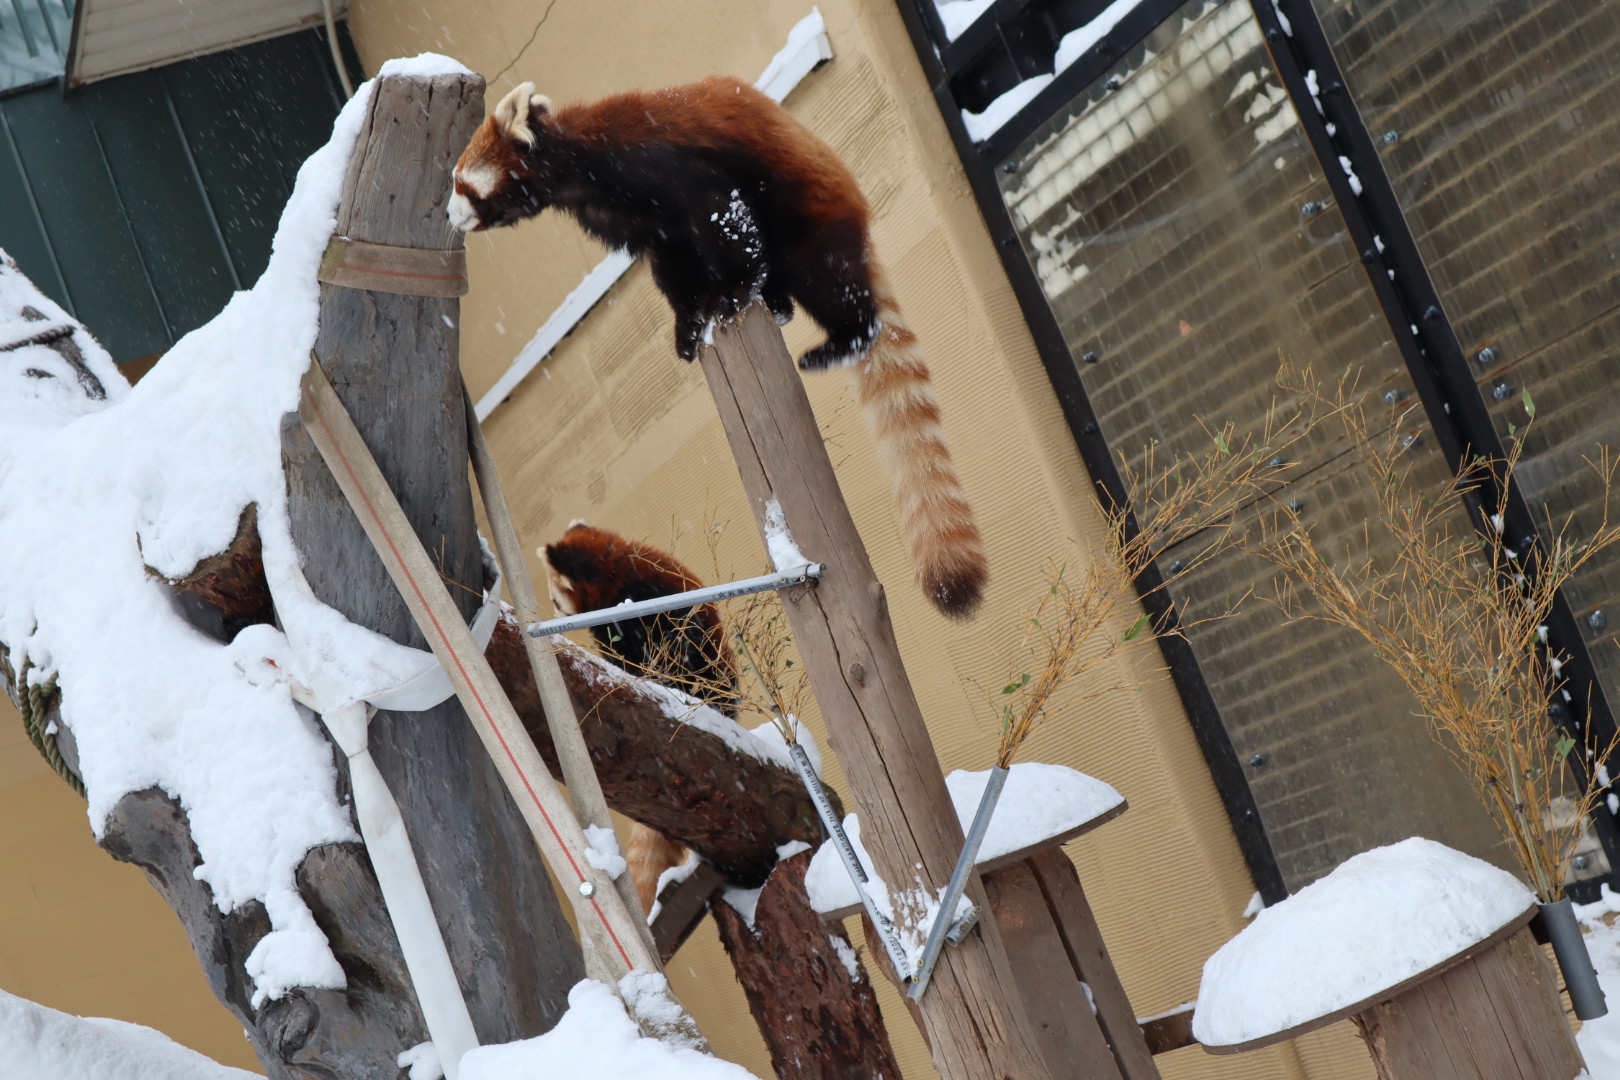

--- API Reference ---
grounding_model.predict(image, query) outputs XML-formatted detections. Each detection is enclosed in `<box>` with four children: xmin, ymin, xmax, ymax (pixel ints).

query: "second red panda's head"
<box><xmin>449</xmin><ymin>81</ymin><xmax>556</xmax><ymax>233</ymax></box>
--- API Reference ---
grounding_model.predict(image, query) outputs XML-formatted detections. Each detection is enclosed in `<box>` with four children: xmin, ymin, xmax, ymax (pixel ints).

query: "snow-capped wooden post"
<box><xmin>280</xmin><ymin>68</ymin><xmax>584</xmax><ymax>1062</ymax></box>
<box><xmin>1196</xmin><ymin>839</ymin><xmax>1586</xmax><ymax>1078</ymax></box>
<box><xmin>697</xmin><ymin>304</ymin><xmax>1054</xmax><ymax>1080</ymax></box>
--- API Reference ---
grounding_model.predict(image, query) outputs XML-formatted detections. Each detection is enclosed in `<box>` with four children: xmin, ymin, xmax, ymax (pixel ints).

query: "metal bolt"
<box><xmin>1402</xmin><ymin>433</ymin><xmax>1424</xmax><ymax>450</ymax></box>
<box><xmin>1422</xmin><ymin>304</ymin><xmax>1442</xmax><ymax>321</ymax></box>
<box><xmin>1492</xmin><ymin>381</ymin><xmax>1514</xmax><ymax>400</ymax></box>
<box><xmin>1168</xmin><ymin>559</ymin><xmax>1186</xmax><ymax>574</ymax></box>
<box><xmin>1268</xmin><ymin>456</ymin><xmax>1289</xmax><ymax>470</ymax></box>
<box><xmin>1591</xmin><ymin>610</ymin><xmax>1607</xmax><ymax>631</ymax></box>
<box><xmin>1574</xmin><ymin>855</ymin><xmax>1592</xmax><ymax>871</ymax></box>
<box><xmin>1000</xmin><ymin>160</ymin><xmax>1017</xmax><ymax>174</ymax></box>
<box><xmin>1520</xmin><ymin>536</ymin><xmax>1536</xmax><ymax>554</ymax></box>
<box><xmin>1475</xmin><ymin>346</ymin><xmax>1498</xmax><ymax>366</ymax></box>
<box><xmin>1382</xmin><ymin>129</ymin><xmax>1400</xmax><ymax>145</ymax></box>
<box><xmin>577</xmin><ymin>880</ymin><xmax>596</xmax><ymax>898</ymax></box>
<box><xmin>1384</xmin><ymin>388</ymin><xmax>1407</xmax><ymax>404</ymax></box>
<box><xmin>1265</xmin><ymin>26</ymin><xmax>1279</xmax><ymax>42</ymax></box>
<box><xmin>1300</xmin><ymin>200</ymin><xmax>1325</xmax><ymax>217</ymax></box>
<box><xmin>1360</xmin><ymin>248</ymin><xmax>1377</xmax><ymax>263</ymax></box>
<box><xmin>1249</xmin><ymin>752</ymin><xmax>1270</xmax><ymax>768</ymax></box>
<box><xmin>1287</xmin><ymin>499</ymin><xmax>1305</xmax><ymax>513</ymax></box>
<box><xmin>1081</xmin><ymin>350</ymin><xmax>1101</xmax><ymax>364</ymax></box>
<box><xmin>1082</xmin><ymin>422</ymin><xmax>1098</xmax><ymax>435</ymax></box>
<box><xmin>1104</xmin><ymin>75</ymin><xmax>1121</xmax><ymax>91</ymax></box>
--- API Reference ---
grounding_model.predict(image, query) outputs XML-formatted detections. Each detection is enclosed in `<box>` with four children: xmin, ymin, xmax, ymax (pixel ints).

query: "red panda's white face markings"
<box><xmin>448</xmin><ymin>83</ymin><xmax>556</xmax><ymax>233</ymax></box>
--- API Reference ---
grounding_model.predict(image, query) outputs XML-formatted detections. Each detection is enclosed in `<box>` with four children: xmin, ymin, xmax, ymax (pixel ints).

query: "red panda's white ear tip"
<box><xmin>531</xmin><ymin>93</ymin><xmax>552</xmax><ymax>114</ymax></box>
<box><xmin>493</xmin><ymin>81</ymin><xmax>539</xmax><ymax>144</ymax></box>
<box><xmin>567</xmin><ymin>518</ymin><xmax>590</xmax><ymax>530</ymax></box>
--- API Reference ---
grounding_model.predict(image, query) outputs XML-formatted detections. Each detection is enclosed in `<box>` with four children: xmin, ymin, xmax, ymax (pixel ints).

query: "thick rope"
<box><xmin>6</xmin><ymin>657</ymin><xmax>84</xmax><ymax>796</ymax></box>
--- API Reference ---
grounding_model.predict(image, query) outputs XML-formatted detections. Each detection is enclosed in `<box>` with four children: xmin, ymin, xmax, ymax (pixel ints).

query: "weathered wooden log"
<box><xmin>279</xmin><ymin>70</ymin><xmax>583</xmax><ymax>1057</ymax></box>
<box><xmin>488</xmin><ymin>617</ymin><xmax>833</xmax><ymax>882</ymax></box>
<box><xmin>699</xmin><ymin>305</ymin><xmax>1052</xmax><ymax>1079</ymax></box>
<box><xmin>709</xmin><ymin>849</ymin><xmax>900</xmax><ymax>1079</ymax></box>
<box><xmin>162</xmin><ymin>540</ymin><xmax>835</xmax><ymax>884</ymax></box>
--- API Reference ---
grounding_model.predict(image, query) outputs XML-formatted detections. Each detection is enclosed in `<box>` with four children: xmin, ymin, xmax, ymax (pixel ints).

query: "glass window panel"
<box><xmin>1315</xmin><ymin>0</ymin><xmax>1620</xmax><ymax>727</ymax></box>
<box><xmin>997</xmin><ymin>0</ymin><xmax>1507</xmax><ymax>888</ymax></box>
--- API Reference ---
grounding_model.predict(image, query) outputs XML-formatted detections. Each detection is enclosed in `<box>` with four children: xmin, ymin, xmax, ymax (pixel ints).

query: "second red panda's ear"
<box><xmin>493</xmin><ymin>81</ymin><xmax>553</xmax><ymax>147</ymax></box>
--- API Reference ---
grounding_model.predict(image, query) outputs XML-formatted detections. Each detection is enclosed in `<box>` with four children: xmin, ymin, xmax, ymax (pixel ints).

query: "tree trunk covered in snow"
<box><xmin>275</xmin><ymin>69</ymin><xmax>585</xmax><ymax>1071</ymax></box>
<box><xmin>709</xmin><ymin>850</ymin><xmax>900</xmax><ymax>1079</ymax></box>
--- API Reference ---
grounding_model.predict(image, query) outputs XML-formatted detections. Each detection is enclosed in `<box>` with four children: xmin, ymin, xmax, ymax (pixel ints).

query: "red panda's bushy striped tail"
<box><xmin>856</xmin><ymin>264</ymin><xmax>987</xmax><ymax>618</ymax></box>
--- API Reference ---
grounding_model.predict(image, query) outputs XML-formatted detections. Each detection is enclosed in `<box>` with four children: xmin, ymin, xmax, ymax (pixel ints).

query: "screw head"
<box><xmin>1591</xmin><ymin>609</ymin><xmax>1607</xmax><ymax>630</ymax></box>
<box><xmin>577</xmin><ymin>880</ymin><xmax>596</xmax><ymax>898</ymax></box>
<box><xmin>1249</xmin><ymin>752</ymin><xmax>1270</xmax><ymax>768</ymax></box>
<box><xmin>1081</xmin><ymin>350</ymin><xmax>1101</xmax><ymax>365</ymax></box>
<box><xmin>1300</xmin><ymin>200</ymin><xmax>1324</xmax><ymax>217</ymax></box>
<box><xmin>1000</xmin><ymin>160</ymin><xmax>1018</xmax><ymax>174</ymax></box>
<box><xmin>1168</xmin><ymin>559</ymin><xmax>1186</xmax><ymax>574</ymax></box>
<box><xmin>1082</xmin><ymin>422</ymin><xmax>1098</xmax><ymax>435</ymax></box>
<box><xmin>1492</xmin><ymin>381</ymin><xmax>1514</xmax><ymax>400</ymax></box>
<box><xmin>1402</xmin><ymin>432</ymin><xmax>1424</xmax><ymax>450</ymax></box>
<box><xmin>1422</xmin><ymin>304</ymin><xmax>1442</xmax><ymax>321</ymax></box>
<box><xmin>1361</xmin><ymin>248</ymin><xmax>1377</xmax><ymax>263</ymax></box>
<box><xmin>1104</xmin><ymin>75</ymin><xmax>1122</xmax><ymax>91</ymax></box>
<box><xmin>1475</xmin><ymin>346</ymin><xmax>1498</xmax><ymax>366</ymax></box>
<box><xmin>1384</xmin><ymin>388</ymin><xmax>1407</xmax><ymax>404</ymax></box>
<box><xmin>1382</xmin><ymin>129</ymin><xmax>1400</xmax><ymax>145</ymax></box>
<box><xmin>1574</xmin><ymin>854</ymin><xmax>1592</xmax><ymax>871</ymax></box>
<box><xmin>1287</xmin><ymin>499</ymin><xmax>1305</xmax><ymax>513</ymax></box>
<box><xmin>1269</xmin><ymin>456</ymin><xmax>1289</xmax><ymax>470</ymax></box>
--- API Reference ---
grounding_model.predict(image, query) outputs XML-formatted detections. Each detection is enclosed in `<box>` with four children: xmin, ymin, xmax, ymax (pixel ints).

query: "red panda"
<box><xmin>542</xmin><ymin>521</ymin><xmax>737</xmax><ymax>913</ymax></box>
<box><xmin>452</xmin><ymin>76</ymin><xmax>988</xmax><ymax>618</ymax></box>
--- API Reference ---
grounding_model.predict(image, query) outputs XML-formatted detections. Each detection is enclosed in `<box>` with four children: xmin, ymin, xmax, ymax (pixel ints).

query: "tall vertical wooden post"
<box><xmin>699</xmin><ymin>307</ymin><xmax>1053</xmax><ymax>1080</ymax></box>
<box><xmin>281</xmin><ymin>70</ymin><xmax>582</xmax><ymax>1057</ymax></box>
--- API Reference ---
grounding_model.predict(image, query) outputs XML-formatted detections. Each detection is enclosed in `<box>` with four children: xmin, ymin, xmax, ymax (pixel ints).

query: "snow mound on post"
<box><xmin>0</xmin><ymin>987</ymin><xmax>261</xmax><ymax>1080</ymax></box>
<box><xmin>1194</xmin><ymin>837</ymin><xmax>1536</xmax><ymax>1048</ymax></box>
<box><xmin>803</xmin><ymin>762</ymin><xmax>1122</xmax><ymax>914</ymax></box>
<box><xmin>0</xmin><ymin>54</ymin><xmax>474</xmax><ymax>1007</ymax></box>
<box><xmin>458</xmin><ymin>980</ymin><xmax>758</xmax><ymax>1079</ymax></box>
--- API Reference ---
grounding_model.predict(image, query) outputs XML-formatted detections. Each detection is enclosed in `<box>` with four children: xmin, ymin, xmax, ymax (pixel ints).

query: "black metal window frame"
<box><xmin>895</xmin><ymin>0</ymin><xmax>1620</xmax><ymax>902</ymax></box>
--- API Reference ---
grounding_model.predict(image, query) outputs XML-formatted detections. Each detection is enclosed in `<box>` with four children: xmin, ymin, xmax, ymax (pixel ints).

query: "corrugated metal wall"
<box><xmin>0</xmin><ymin>27</ymin><xmax>355</xmax><ymax>362</ymax></box>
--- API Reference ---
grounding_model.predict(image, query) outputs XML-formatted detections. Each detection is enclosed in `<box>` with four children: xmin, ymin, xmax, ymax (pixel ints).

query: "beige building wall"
<box><xmin>0</xmin><ymin>695</ymin><xmax>259</xmax><ymax>1070</ymax></box>
<box><xmin>338</xmin><ymin>2</ymin><xmax>1372</xmax><ymax>1078</ymax></box>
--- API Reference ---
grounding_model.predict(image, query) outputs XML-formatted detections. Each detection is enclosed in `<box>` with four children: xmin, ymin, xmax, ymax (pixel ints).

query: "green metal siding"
<box><xmin>0</xmin><ymin>27</ymin><xmax>359</xmax><ymax>362</ymax></box>
<box><xmin>0</xmin><ymin>0</ymin><xmax>71</xmax><ymax>95</ymax></box>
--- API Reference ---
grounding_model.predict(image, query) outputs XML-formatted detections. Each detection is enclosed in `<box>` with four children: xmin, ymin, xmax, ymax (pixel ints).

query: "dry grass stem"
<box><xmin>1249</xmin><ymin>371</ymin><xmax>1620</xmax><ymax>901</ymax></box>
<box><xmin>989</xmin><ymin>373</ymin><xmax>1331</xmax><ymax>767</ymax></box>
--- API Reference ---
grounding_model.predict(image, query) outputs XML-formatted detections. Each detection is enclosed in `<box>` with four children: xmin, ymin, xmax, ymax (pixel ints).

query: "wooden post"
<box><xmin>710</xmin><ymin>850</ymin><xmax>902</xmax><ymax>1079</ymax></box>
<box><xmin>1353</xmin><ymin>923</ymin><xmax>1584</xmax><ymax>1078</ymax></box>
<box><xmin>808</xmin><ymin>791</ymin><xmax>1159</xmax><ymax>1079</ymax></box>
<box><xmin>698</xmin><ymin>306</ymin><xmax>1054</xmax><ymax>1080</ymax></box>
<box><xmin>280</xmin><ymin>70</ymin><xmax>583</xmax><ymax>1054</ymax></box>
<box><xmin>1204</xmin><ymin>908</ymin><xmax>1587</xmax><ymax>1078</ymax></box>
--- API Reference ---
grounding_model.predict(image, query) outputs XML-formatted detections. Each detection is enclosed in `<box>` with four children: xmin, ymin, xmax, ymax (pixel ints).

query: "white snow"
<box><xmin>760</xmin><ymin>497</ymin><xmax>808</xmax><ymax>573</ymax></box>
<box><xmin>721</xmin><ymin>882</ymin><xmax>764</xmax><ymax>929</ymax></box>
<box><xmin>934</xmin><ymin>0</ymin><xmax>996</xmax><ymax>40</ymax></box>
<box><xmin>803</xmin><ymin>762</ymin><xmax>1122</xmax><ymax>917</ymax></box>
<box><xmin>458</xmin><ymin>979</ymin><xmax>759</xmax><ymax>1079</ymax></box>
<box><xmin>828</xmin><ymin>934</ymin><xmax>862</xmax><ymax>982</ymax></box>
<box><xmin>750</xmin><ymin>715</ymin><xmax>821</xmax><ymax>777</ymax></box>
<box><xmin>1194</xmin><ymin>837</ymin><xmax>1536</xmax><ymax>1048</ymax></box>
<box><xmin>1576</xmin><ymin>885</ymin><xmax>1620</xmax><ymax>1074</ymax></box>
<box><xmin>398</xmin><ymin>1041</ymin><xmax>444</xmax><ymax>1080</ymax></box>
<box><xmin>645</xmin><ymin>849</ymin><xmax>702</xmax><ymax>925</ymax></box>
<box><xmin>0</xmin><ymin>987</ymin><xmax>260</xmax><ymax>1080</ymax></box>
<box><xmin>960</xmin><ymin>0</ymin><xmax>1145</xmax><ymax>142</ymax></box>
<box><xmin>585</xmin><ymin>823</ymin><xmax>628</xmax><ymax>879</ymax></box>
<box><xmin>564</xmin><ymin>642</ymin><xmax>800</xmax><ymax>773</ymax></box>
<box><xmin>0</xmin><ymin>55</ymin><xmax>488</xmax><ymax>1009</ymax></box>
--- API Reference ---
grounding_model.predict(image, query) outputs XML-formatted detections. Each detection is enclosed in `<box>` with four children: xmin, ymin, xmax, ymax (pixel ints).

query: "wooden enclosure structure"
<box><xmin>698</xmin><ymin>306</ymin><xmax>1177</xmax><ymax>1079</ymax></box>
<box><xmin>1202</xmin><ymin>906</ymin><xmax>1587</xmax><ymax>1078</ymax></box>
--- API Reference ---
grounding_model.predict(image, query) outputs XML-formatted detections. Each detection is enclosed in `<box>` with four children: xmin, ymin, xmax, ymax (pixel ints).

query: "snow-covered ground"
<box><xmin>0</xmin><ymin>989</ymin><xmax>259</xmax><ymax>1080</ymax></box>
